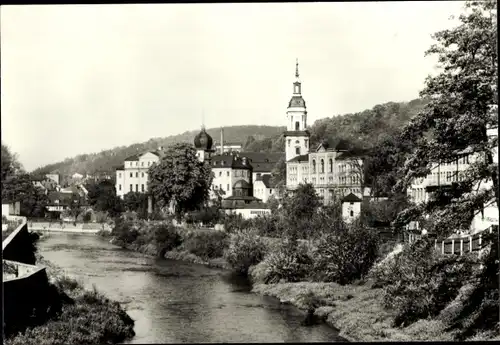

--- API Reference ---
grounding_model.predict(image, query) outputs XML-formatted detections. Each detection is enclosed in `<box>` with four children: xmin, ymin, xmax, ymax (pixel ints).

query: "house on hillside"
<box><xmin>46</xmin><ymin>191</ymin><xmax>88</xmax><ymax>216</ymax></box>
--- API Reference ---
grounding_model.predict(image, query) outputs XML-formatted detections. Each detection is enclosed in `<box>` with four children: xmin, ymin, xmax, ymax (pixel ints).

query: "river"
<box><xmin>37</xmin><ymin>233</ymin><xmax>346</xmax><ymax>343</ymax></box>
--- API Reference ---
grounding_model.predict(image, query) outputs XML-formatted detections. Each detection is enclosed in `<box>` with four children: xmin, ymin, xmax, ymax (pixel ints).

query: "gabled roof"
<box><xmin>124</xmin><ymin>150</ymin><xmax>160</xmax><ymax>162</ymax></box>
<box><xmin>237</xmin><ymin>152</ymin><xmax>283</xmax><ymax>164</ymax></box>
<box><xmin>287</xmin><ymin>153</ymin><xmax>309</xmax><ymax>163</ymax></box>
<box><xmin>255</xmin><ymin>174</ymin><xmax>277</xmax><ymax>188</ymax></box>
<box><xmin>342</xmin><ymin>193</ymin><xmax>362</xmax><ymax>203</ymax></box>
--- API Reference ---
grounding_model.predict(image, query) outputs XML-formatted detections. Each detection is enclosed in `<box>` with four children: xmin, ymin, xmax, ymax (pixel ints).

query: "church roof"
<box><xmin>194</xmin><ymin>128</ymin><xmax>214</xmax><ymax>151</ymax></box>
<box><xmin>288</xmin><ymin>95</ymin><xmax>306</xmax><ymax>108</ymax></box>
<box><xmin>233</xmin><ymin>179</ymin><xmax>251</xmax><ymax>189</ymax></box>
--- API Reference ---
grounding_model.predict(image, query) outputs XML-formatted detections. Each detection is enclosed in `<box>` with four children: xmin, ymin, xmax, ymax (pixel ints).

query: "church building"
<box><xmin>284</xmin><ymin>60</ymin><xmax>366</xmax><ymax>204</ymax></box>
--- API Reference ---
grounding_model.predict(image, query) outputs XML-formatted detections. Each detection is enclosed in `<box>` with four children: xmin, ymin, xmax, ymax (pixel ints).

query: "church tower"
<box><xmin>284</xmin><ymin>59</ymin><xmax>310</xmax><ymax>162</ymax></box>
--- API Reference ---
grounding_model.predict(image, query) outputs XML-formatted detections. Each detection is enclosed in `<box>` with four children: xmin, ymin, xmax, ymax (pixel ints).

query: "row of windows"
<box><xmin>126</xmin><ymin>160</ymin><xmax>155</xmax><ymax>168</ymax></box>
<box><xmin>310</xmin><ymin>160</ymin><xmax>353</xmax><ymax>174</ymax></box>
<box><xmin>118</xmin><ymin>184</ymin><xmax>146</xmax><ymax>193</ymax></box>
<box><xmin>216</xmin><ymin>170</ymin><xmax>249</xmax><ymax>178</ymax></box>
<box><xmin>214</xmin><ymin>184</ymin><xmax>230</xmax><ymax>191</ymax></box>
<box><xmin>118</xmin><ymin>172</ymin><xmax>148</xmax><ymax>179</ymax></box>
<box><xmin>255</xmin><ymin>188</ymin><xmax>273</xmax><ymax>195</ymax></box>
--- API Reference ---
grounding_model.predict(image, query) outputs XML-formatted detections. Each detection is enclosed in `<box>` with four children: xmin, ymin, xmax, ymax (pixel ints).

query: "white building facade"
<box><xmin>115</xmin><ymin>151</ymin><xmax>160</xmax><ymax>199</ymax></box>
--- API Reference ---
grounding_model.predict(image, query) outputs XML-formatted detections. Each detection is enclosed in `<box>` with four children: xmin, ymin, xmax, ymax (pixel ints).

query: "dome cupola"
<box><xmin>194</xmin><ymin>127</ymin><xmax>213</xmax><ymax>151</ymax></box>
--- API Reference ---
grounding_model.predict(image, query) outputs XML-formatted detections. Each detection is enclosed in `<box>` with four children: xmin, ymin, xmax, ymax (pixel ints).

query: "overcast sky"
<box><xmin>1</xmin><ymin>2</ymin><xmax>465</xmax><ymax>171</ymax></box>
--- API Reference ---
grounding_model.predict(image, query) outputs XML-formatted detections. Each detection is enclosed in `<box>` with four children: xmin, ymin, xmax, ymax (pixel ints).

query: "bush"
<box><xmin>222</xmin><ymin>213</ymin><xmax>252</xmax><ymax>233</ymax></box>
<box><xmin>152</xmin><ymin>223</ymin><xmax>183</xmax><ymax>256</ymax></box>
<box><xmin>111</xmin><ymin>218</ymin><xmax>138</xmax><ymax>245</ymax></box>
<box><xmin>381</xmin><ymin>238</ymin><xmax>477</xmax><ymax>327</ymax></box>
<box><xmin>250</xmin><ymin>239</ymin><xmax>313</xmax><ymax>284</ymax></box>
<box><xmin>224</xmin><ymin>229</ymin><xmax>267</xmax><ymax>275</ymax></box>
<box><xmin>182</xmin><ymin>230</ymin><xmax>228</xmax><ymax>259</ymax></box>
<box><xmin>311</xmin><ymin>223</ymin><xmax>379</xmax><ymax>285</ymax></box>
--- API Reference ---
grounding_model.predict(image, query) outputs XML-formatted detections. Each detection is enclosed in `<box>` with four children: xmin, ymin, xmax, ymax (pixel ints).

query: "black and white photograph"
<box><xmin>1</xmin><ymin>1</ymin><xmax>498</xmax><ymax>343</ymax></box>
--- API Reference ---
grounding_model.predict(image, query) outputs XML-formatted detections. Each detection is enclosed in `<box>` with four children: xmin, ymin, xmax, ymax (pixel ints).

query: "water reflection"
<box><xmin>38</xmin><ymin>234</ymin><xmax>346</xmax><ymax>343</ymax></box>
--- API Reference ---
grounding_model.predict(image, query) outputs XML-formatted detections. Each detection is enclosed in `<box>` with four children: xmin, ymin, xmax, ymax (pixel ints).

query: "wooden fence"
<box><xmin>405</xmin><ymin>225</ymin><xmax>498</xmax><ymax>255</ymax></box>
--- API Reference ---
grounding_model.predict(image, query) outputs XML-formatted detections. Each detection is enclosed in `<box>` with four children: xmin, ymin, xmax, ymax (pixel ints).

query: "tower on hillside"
<box><xmin>284</xmin><ymin>59</ymin><xmax>310</xmax><ymax>161</ymax></box>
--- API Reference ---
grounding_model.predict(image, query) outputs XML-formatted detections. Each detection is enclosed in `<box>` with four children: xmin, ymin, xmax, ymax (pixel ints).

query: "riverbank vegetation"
<box><xmin>3</xmin><ymin>241</ymin><xmax>135</xmax><ymax>345</ymax></box>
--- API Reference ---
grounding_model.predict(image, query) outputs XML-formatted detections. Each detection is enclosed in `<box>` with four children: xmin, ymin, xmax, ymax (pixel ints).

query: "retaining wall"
<box><xmin>2</xmin><ymin>221</ymin><xmax>38</xmax><ymax>265</ymax></box>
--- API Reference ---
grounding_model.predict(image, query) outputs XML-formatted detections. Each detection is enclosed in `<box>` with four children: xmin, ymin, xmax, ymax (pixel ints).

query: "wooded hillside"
<box><xmin>32</xmin><ymin>98</ymin><xmax>428</xmax><ymax>177</ymax></box>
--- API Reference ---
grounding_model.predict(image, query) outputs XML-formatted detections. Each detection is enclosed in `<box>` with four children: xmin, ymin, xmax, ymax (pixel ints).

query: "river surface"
<box><xmin>38</xmin><ymin>233</ymin><xmax>346</xmax><ymax>343</ymax></box>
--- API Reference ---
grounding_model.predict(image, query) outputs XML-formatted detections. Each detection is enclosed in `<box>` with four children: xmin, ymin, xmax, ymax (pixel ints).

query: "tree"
<box><xmin>270</xmin><ymin>156</ymin><xmax>287</xmax><ymax>197</ymax></box>
<box><xmin>65</xmin><ymin>195</ymin><xmax>84</xmax><ymax>223</ymax></box>
<box><xmin>148</xmin><ymin>143</ymin><xmax>213</xmax><ymax>221</ymax></box>
<box><xmin>87</xmin><ymin>180</ymin><xmax>124</xmax><ymax>217</ymax></box>
<box><xmin>1</xmin><ymin>173</ymin><xmax>48</xmax><ymax>217</ymax></box>
<box><xmin>394</xmin><ymin>0</ymin><xmax>498</xmax><ymax>236</ymax></box>
<box><xmin>123</xmin><ymin>191</ymin><xmax>148</xmax><ymax>219</ymax></box>
<box><xmin>1</xmin><ymin>143</ymin><xmax>23</xmax><ymax>182</ymax></box>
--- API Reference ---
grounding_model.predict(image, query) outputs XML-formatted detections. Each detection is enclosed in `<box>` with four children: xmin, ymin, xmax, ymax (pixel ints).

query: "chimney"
<box><xmin>220</xmin><ymin>128</ymin><xmax>224</xmax><ymax>154</ymax></box>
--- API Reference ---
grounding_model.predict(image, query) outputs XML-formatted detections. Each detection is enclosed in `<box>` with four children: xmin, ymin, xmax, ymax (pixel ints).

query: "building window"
<box><xmin>219</xmin><ymin>172</ymin><xmax>222</xmax><ymax>176</ymax></box>
<box><xmin>141</xmin><ymin>162</ymin><xmax>144</xmax><ymax>166</ymax></box>
<box><xmin>141</xmin><ymin>184</ymin><xmax>144</xmax><ymax>192</ymax></box>
<box><xmin>141</xmin><ymin>172</ymin><xmax>144</xmax><ymax>178</ymax></box>
<box><xmin>136</xmin><ymin>172</ymin><xmax>139</xmax><ymax>178</ymax></box>
<box><xmin>130</xmin><ymin>172</ymin><xmax>133</xmax><ymax>178</ymax></box>
<box><xmin>148</xmin><ymin>161</ymin><xmax>151</xmax><ymax>166</ymax></box>
<box><xmin>288</xmin><ymin>139</ymin><xmax>291</xmax><ymax>147</ymax></box>
<box><xmin>321</xmin><ymin>159</ymin><xmax>325</xmax><ymax>173</ymax></box>
<box><xmin>305</xmin><ymin>140</ymin><xmax>308</xmax><ymax>148</ymax></box>
<box><xmin>119</xmin><ymin>184</ymin><xmax>122</xmax><ymax>191</ymax></box>
<box><xmin>312</xmin><ymin>160</ymin><xmax>316</xmax><ymax>173</ymax></box>
<box><xmin>227</xmin><ymin>184</ymin><xmax>229</xmax><ymax>191</ymax></box>
<box><xmin>350</xmin><ymin>210</ymin><xmax>354</xmax><ymax>217</ymax></box>
<box><xmin>220</xmin><ymin>184</ymin><xmax>222</xmax><ymax>190</ymax></box>
<box><xmin>135</xmin><ymin>184</ymin><xmax>138</xmax><ymax>192</ymax></box>
<box><xmin>135</xmin><ymin>162</ymin><xmax>138</xmax><ymax>166</ymax></box>
<box><xmin>118</xmin><ymin>173</ymin><xmax>122</xmax><ymax>178</ymax></box>
<box><xmin>295</xmin><ymin>122</ymin><xmax>300</xmax><ymax>130</ymax></box>
<box><xmin>129</xmin><ymin>184</ymin><xmax>133</xmax><ymax>192</ymax></box>
<box><xmin>296</xmin><ymin>147</ymin><xmax>300</xmax><ymax>155</ymax></box>
<box><xmin>227</xmin><ymin>171</ymin><xmax>230</xmax><ymax>177</ymax></box>
<box><xmin>329</xmin><ymin>159</ymin><xmax>333</xmax><ymax>172</ymax></box>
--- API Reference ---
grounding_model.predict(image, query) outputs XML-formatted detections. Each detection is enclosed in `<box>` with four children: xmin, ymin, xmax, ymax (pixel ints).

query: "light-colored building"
<box><xmin>72</xmin><ymin>172</ymin><xmax>84</xmax><ymax>180</ymax></box>
<box><xmin>209</xmin><ymin>153</ymin><xmax>252</xmax><ymax>199</ymax></box>
<box><xmin>407</xmin><ymin>125</ymin><xmax>498</xmax><ymax>234</ymax></box>
<box><xmin>284</xmin><ymin>60</ymin><xmax>365</xmax><ymax>203</ymax></box>
<box><xmin>115</xmin><ymin>151</ymin><xmax>161</xmax><ymax>199</ymax></box>
<box><xmin>253</xmin><ymin>174</ymin><xmax>277</xmax><ymax>203</ymax></box>
<box><xmin>341</xmin><ymin>193</ymin><xmax>362</xmax><ymax>223</ymax></box>
<box><xmin>45</xmin><ymin>173</ymin><xmax>60</xmax><ymax>185</ymax></box>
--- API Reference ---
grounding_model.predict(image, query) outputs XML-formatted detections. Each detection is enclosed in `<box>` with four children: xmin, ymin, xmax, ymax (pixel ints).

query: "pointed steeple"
<box><xmin>293</xmin><ymin>59</ymin><xmax>302</xmax><ymax>95</ymax></box>
<box><xmin>201</xmin><ymin>109</ymin><xmax>205</xmax><ymax>130</ymax></box>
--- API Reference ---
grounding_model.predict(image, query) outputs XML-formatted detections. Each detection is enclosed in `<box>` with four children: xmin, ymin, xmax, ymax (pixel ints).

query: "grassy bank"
<box><xmin>253</xmin><ymin>281</ymin><xmax>457</xmax><ymax>342</ymax></box>
<box><xmin>4</xmin><ymin>252</ymin><xmax>135</xmax><ymax>345</ymax></box>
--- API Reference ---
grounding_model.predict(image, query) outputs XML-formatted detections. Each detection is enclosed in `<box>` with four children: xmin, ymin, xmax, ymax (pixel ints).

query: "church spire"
<box><xmin>293</xmin><ymin>59</ymin><xmax>301</xmax><ymax>95</ymax></box>
<box><xmin>201</xmin><ymin>109</ymin><xmax>205</xmax><ymax>130</ymax></box>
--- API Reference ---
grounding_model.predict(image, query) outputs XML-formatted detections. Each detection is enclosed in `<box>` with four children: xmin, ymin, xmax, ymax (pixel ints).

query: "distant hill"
<box><xmin>31</xmin><ymin>125</ymin><xmax>286</xmax><ymax>177</ymax></box>
<box><xmin>32</xmin><ymin>97</ymin><xmax>429</xmax><ymax>178</ymax></box>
